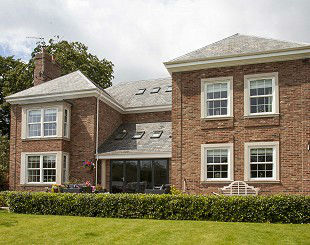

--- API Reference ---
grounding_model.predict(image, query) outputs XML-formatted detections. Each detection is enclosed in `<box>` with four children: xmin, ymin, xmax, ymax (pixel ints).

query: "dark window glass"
<box><xmin>154</xmin><ymin>160</ymin><xmax>168</xmax><ymax>187</ymax></box>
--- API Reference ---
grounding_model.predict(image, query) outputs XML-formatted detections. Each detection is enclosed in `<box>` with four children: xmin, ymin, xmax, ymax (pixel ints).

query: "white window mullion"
<box><xmin>40</xmin><ymin>155</ymin><xmax>43</xmax><ymax>183</ymax></box>
<box><xmin>41</xmin><ymin>109</ymin><xmax>44</xmax><ymax>138</ymax></box>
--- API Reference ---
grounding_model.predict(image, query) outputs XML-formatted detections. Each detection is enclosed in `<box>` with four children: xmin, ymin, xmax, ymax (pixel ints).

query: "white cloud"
<box><xmin>0</xmin><ymin>0</ymin><xmax>310</xmax><ymax>83</ymax></box>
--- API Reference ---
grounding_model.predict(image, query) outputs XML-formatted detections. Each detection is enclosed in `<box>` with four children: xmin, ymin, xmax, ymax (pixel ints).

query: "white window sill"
<box><xmin>244</xmin><ymin>113</ymin><xmax>279</xmax><ymax>119</ymax></box>
<box><xmin>246</xmin><ymin>180</ymin><xmax>280</xmax><ymax>184</ymax></box>
<box><xmin>22</xmin><ymin>137</ymin><xmax>70</xmax><ymax>141</ymax></box>
<box><xmin>201</xmin><ymin>116</ymin><xmax>233</xmax><ymax>121</ymax></box>
<box><xmin>21</xmin><ymin>183</ymin><xmax>55</xmax><ymax>187</ymax></box>
<box><xmin>201</xmin><ymin>180</ymin><xmax>233</xmax><ymax>184</ymax></box>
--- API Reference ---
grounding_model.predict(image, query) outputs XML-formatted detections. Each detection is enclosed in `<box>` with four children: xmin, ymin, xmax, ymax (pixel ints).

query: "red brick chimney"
<box><xmin>33</xmin><ymin>48</ymin><xmax>61</xmax><ymax>86</ymax></box>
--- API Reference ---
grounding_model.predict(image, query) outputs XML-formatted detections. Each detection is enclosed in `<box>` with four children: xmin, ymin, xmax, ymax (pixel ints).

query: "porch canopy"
<box><xmin>97</xmin><ymin>122</ymin><xmax>171</xmax><ymax>193</ymax></box>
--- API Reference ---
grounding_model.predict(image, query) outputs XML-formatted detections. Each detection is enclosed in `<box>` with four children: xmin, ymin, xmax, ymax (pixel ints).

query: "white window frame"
<box><xmin>62</xmin><ymin>153</ymin><xmax>69</xmax><ymax>183</ymax></box>
<box><xmin>22</xmin><ymin>102</ymin><xmax>71</xmax><ymax>140</ymax></box>
<box><xmin>20</xmin><ymin>151</ymin><xmax>66</xmax><ymax>185</ymax></box>
<box><xmin>244</xmin><ymin>141</ymin><xmax>280</xmax><ymax>182</ymax></box>
<box><xmin>25</xmin><ymin>153</ymin><xmax>57</xmax><ymax>184</ymax></box>
<box><xmin>244</xmin><ymin>72</ymin><xmax>279</xmax><ymax>117</ymax></box>
<box><xmin>63</xmin><ymin>108</ymin><xmax>70</xmax><ymax>138</ymax></box>
<box><xmin>201</xmin><ymin>143</ymin><xmax>234</xmax><ymax>182</ymax></box>
<box><xmin>201</xmin><ymin>76</ymin><xmax>233</xmax><ymax>119</ymax></box>
<box><xmin>27</xmin><ymin>107</ymin><xmax>58</xmax><ymax>138</ymax></box>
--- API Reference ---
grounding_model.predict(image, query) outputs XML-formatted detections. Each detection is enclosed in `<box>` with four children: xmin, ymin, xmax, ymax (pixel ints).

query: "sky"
<box><xmin>1</xmin><ymin>0</ymin><xmax>310</xmax><ymax>84</ymax></box>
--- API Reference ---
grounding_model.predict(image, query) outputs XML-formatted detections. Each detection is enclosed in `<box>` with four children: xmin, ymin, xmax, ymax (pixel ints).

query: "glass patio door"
<box><xmin>110</xmin><ymin>159</ymin><xmax>169</xmax><ymax>193</ymax></box>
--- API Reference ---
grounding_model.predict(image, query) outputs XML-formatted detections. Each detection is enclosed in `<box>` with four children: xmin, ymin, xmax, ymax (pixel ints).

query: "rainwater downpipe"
<box><xmin>95</xmin><ymin>96</ymin><xmax>99</xmax><ymax>186</ymax></box>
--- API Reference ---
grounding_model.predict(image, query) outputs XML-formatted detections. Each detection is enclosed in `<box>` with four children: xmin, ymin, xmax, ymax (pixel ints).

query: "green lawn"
<box><xmin>0</xmin><ymin>210</ymin><xmax>309</xmax><ymax>245</ymax></box>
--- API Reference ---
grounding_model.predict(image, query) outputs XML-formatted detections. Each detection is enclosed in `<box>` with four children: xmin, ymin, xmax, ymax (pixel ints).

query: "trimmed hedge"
<box><xmin>5</xmin><ymin>191</ymin><xmax>310</xmax><ymax>223</ymax></box>
<box><xmin>0</xmin><ymin>191</ymin><xmax>9</xmax><ymax>207</ymax></box>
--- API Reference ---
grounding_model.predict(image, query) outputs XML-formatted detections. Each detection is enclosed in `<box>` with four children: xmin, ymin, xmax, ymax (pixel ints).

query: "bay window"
<box><xmin>22</xmin><ymin>102</ymin><xmax>71</xmax><ymax>139</ymax></box>
<box><xmin>21</xmin><ymin>151</ymin><xmax>69</xmax><ymax>185</ymax></box>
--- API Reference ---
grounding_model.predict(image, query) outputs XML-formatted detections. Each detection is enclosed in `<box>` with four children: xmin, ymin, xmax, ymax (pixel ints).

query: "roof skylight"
<box><xmin>150</xmin><ymin>130</ymin><xmax>163</xmax><ymax>138</ymax></box>
<box><xmin>166</xmin><ymin>85</ymin><xmax>172</xmax><ymax>92</ymax></box>
<box><xmin>115</xmin><ymin>131</ymin><xmax>127</xmax><ymax>140</ymax></box>
<box><xmin>136</xmin><ymin>88</ymin><xmax>146</xmax><ymax>95</ymax></box>
<box><xmin>132</xmin><ymin>131</ymin><xmax>145</xmax><ymax>139</ymax></box>
<box><xmin>150</xmin><ymin>87</ymin><xmax>161</xmax><ymax>94</ymax></box>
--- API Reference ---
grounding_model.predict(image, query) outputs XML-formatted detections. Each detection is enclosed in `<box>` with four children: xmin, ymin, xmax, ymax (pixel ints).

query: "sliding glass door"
<box><xmin>110</xmin><ymin>159</ymin><xmax>169</xmax><ymax>193</ymax></box>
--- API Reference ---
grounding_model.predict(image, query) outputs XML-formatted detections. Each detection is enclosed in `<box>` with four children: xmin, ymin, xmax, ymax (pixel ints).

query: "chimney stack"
<box><xmin>33</xmin><ymin>48</ymin><xmax>61</xmax><ymax>86</ymax></box>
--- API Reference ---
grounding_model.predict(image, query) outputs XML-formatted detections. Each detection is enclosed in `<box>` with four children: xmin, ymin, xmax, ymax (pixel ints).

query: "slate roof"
<box><xmin>98</xmin><ymin>122</ymin><xmax>171</xmax><ymax>154</ymax></box>
<box><xmin>105</xmin><ymin>77</ymin><xmax>172</xmax><ymax>108</ymax></box>
<box><xmin>5</xmin><ymin>70</ymin><xmax>100</xmax><ymax>99</ymax></box>
<box><xmin>167</xmin><ymin>33</ymin><xmax>309</xmax><ymax>64</ymax></box>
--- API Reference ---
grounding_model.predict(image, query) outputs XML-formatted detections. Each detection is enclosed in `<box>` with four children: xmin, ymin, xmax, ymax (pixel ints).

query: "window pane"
<box><xmin>214</xmin><ymin>108</ymin><xmax>221</xmax><ymax>116</ymax></box>
<box><xmin>206</xmin><ymin>148</ymin><xmax>229</xmax><ymax>179</ymax></box>
<box><xmin>221</xmin><ymin>108</ymin><xmax>227</xmax><ymax>115</ymax></box>
<box><xmin>44</xmin><ymin>123</ymin><xmax>56</xmax><ymax>136</ymax></box>
<box><xmin>250</xmin><ymin>88</ymin><xmax>257</xmax><ymax>96</ymax></box>
<box><xmin>140</xmin><ymin>160</ymin><xmax>153</xmax><ymax>189</ymax></box>
<box><xmin>44</xmin><ymin>109</ymin><xmax>57</xmax><ymax>122</ymax></box>
<box><xmin>43</xmin><ymin>169</ymin><xmax>56</xmax><ymax>182</ymax></box>
<box><xmin>207</xmin><ymin>92</ymin><xmax>213</xmax><ymax>99</ymax></box>
<box><xmin>214</xmin><ymin>100</ymin><xmax>220</xmax><ymax>108</ymax></box>
<box><xmin>28</xmin><ymin>110</ymin><xmax>41</xmax><ymax>123</ymax></box>
<box><xmin>206</xmin><ymin>84</ymin><xmax>214</xmax><ymax>92</ymax></box>
<box><xmin>221</xmin><ymin>90</ymin><xmax>227</xmax><ymax>98</ymax></box>
<box><xmin>29</xmin><ymin>124</ymin><xmax>41</xmax><ymax>137</ymax></box>
<box><xmin>43</xmin><ymin>155</ymin><xmax>56</xmax><ymax>168</ymax></box>
<box><xmin>28</xmin><ymin>170</ymin><xmax>40</xmax><ymax>182</ymax></box>
<box><xmin>208</xmin><ymin>108</ymin><xmax>214</xmax><ymax>116</ymax></box>
<box><xmin>207</xmin><ymin>101</ymin><xmax>214</xmax><ymax>110</ymax></box>
<box><xmin>153</xmin><ymin>160</ymin><xmax>168</xmax><ymax>186</ymax></box>
<box><xmin>27</xmin><ymin>156</ymin><xmax>40</xmax><ymax>169</ymax></box>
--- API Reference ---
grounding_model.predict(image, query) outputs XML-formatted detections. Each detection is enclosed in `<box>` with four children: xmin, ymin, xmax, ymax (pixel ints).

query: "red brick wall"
<box><xmin>33</xmin><ymin>50</ymin><xmax>61</xmax><ymax>86</ymax></box>
<box><xmin>172</xmin><ymin>59</ymin><xmax>310</xmax><ymax>195</ymax></box>
<box><xmin>123</xmin><ymin>111</ymin><xmax>171</xmax><ymax>123</ymax></box>
<box><xmin>97</xmin><ymin>100</ymin><xmax>122</xmax><ymax>147</ymax></box>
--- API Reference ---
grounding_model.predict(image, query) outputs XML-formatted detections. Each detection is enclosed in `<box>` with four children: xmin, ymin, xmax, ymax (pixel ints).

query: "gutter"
<box><xmin>164</xmin><ymin>47</ymin><xmax>310</xmax><ymax>73</ymax></box>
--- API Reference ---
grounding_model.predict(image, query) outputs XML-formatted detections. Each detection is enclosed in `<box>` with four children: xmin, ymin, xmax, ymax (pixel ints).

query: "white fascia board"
<box><xmin>165</xmin><ymin>48</ymin><xmax>310</xmax><ymax>73</ymax></box>
<box><xmin>6</xmin><ymin>89</ymin><xmax>99</xmax><ymax>104</ymax></box>
<box><xmin>97</xmin><ymin>151</ymin><xmax>171</xmax><ymax>159</ymax></box>
<box><xmin>6</xmin><ymin>89</ymin><xmax>172</xmax><ymax>114</ymax></box>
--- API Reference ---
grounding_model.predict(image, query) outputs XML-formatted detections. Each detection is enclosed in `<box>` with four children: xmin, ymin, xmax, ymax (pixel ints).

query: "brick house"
<box><xmin>6</xmin><ymin>34</ymin><xmax>310</xmax><ymax>194</ymax></box>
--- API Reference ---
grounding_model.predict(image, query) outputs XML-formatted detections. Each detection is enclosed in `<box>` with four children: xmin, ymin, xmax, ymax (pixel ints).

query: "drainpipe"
<box><xmin>95</xmin><ymin>96</ymin><xmax>99</xmax><ymax>185</ymax></box>
<box><xmin>14</xmin><ymin>105</ymin><xmax>17</xmax><ymax>190</ymax></box>
<box><xmin>180</xmin><ymin>78</ymin><xmax>184</xmax><ymax>192</ymax></box>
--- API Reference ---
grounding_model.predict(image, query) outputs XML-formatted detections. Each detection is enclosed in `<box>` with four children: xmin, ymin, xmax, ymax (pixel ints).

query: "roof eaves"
<box><xmin>164</xmin><ymin>45</ymin><xmax>310</xmax><ymax>66</ymax></box>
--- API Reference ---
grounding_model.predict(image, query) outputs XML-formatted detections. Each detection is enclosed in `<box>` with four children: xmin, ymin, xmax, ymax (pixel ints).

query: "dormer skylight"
<box><xmin>132</xmin><ymin>131</ymin><xmax>145</xmax><ymax>139</ymax></box>
<box><xmin>136</xmin><ymin>88</ymin><xmax>146</xmax><ymax>95</ymax></box>
<box><xmin>150</xmin><ymin>87</ymin><xmax>160</xmax><ymax>94</ymax></box>
<box><xmin>115</xmin><ymin>131</ymin><xmax>127</xmax><ymax>140</ymax></box>
<box><xmin>166</xmin><ymin>85</ymin><xmax>172</xmax><ymax>92</ymax></box>
<box><xmin>150</xmin><ymin>130</ymin><xmax>163</xmax><ymax>138</ymax></box>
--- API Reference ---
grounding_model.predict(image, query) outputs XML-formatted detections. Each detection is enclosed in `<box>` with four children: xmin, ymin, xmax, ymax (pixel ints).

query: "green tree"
<box><xmin>32</xmin><ymin>38</ymin><xmax>114</xmax><ymax>89</ymax></box>
<box><xmin>0</xmin><ymin>136</ymin><xmax>9</xmax><ymax>190</ymax></box>
<box><xmin>0</xmin><ymin>56</ymin><xmax>33</xmax><ymax>136</ymax></box>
